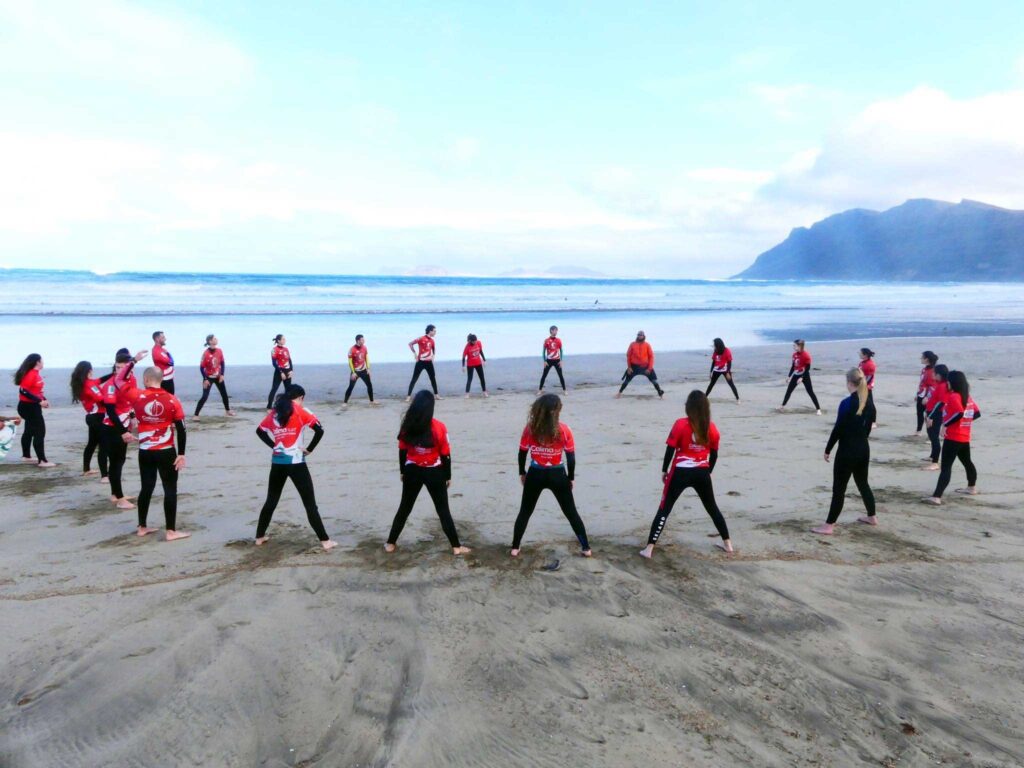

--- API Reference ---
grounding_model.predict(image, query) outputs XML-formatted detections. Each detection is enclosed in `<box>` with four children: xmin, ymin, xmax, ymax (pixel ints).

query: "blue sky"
<box><xmin>2</xmin><ymin>1</ymin><xmax>1023</xmax><ymax>277</ymax></box>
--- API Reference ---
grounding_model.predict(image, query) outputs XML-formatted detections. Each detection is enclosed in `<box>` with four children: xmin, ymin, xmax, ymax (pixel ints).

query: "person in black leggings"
<box><xmin>266</xmin><ymin>334</ymin><xmax>294</xmax><ymax>410</ymax></box>
<box><xmin>915</xmin><ymin>351</ymin><xmax>938</xmax><ymax>434</ymax></box>
<box><xmin>781</xmin><ymin>339</ymin><xmax>821</xmax><ymax>413</ymax></box>
<box><xmin>13</xmin><ymin>353</ymin><xmax>55</xmax><ymax>467</ymax></box>
<box><xmin>386</xmin><ymin>391</ymin><xmax>470</xmax><ymax>555</ymax></box>
<box><xmin>923</xmin><ymin>370</ymin><xmax>980</xmax><ymax>505</ymax></box>
<box><xmin>922</xmin><ymin>364</ymin><xmax>949</xmax><ymax>470</ymax></box>
<box><xmin>195</xmin><ymin>335</ymin><xmax>234</xmax><ymax>418</ymax></box>
<box><xmin>812</xmin><ymin>368</ymin><xmax>877</xmax><ymax>535</ymax></box>
<box><xmin>70</xmin><ymin>361</ymin><xmax>114</xmax><ymax>478</ymax></box>
<box><xmin>640</xmin><ymin>390</ymin><xmax>732</xmax><ymax>557</ymax></box>
<box><xmin>344</xmin><ymin>335</ymin><xmax>375</xmax><ymax>405</ymax></box>
<box><xmin>255</xmin><ymin>385</ymin><xmax>337</xmax><ymax>550</ymax></box>
<box><xmin>511</xmin><ymin>394</ymin><xmax>591</xmax><ymax>557</ymax></box>
<box><xmin>705</xmin><ymin>337</ymin><xmax>740</xmax><ymax>401</ymax></box>
<box><xmin>462</xmin><ymin>333</ymin><xmax>488</xmax><ymax>397</ymax></box>
<box><xmin>406</xmin><ymin>325</ymin><xmax>440</xmax><ymax>399</ymax></box>
<box><xmin>538</xmin><ymin>326</ymin><xmax>567</xmax><ymax>394</ymax></box>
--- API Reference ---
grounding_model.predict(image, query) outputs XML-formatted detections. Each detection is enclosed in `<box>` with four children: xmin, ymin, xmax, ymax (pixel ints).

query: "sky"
<box><xmin>2</xmin><ymin>1</ymin><xmax>1024</xmax><ymax>278</ymax></box>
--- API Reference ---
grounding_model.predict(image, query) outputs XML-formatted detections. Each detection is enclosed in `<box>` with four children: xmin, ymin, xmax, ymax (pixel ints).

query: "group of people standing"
<box><xmin>4</xmin><ymin>331</ymin><xmax>982</xmax><ymax>558</ymax></box>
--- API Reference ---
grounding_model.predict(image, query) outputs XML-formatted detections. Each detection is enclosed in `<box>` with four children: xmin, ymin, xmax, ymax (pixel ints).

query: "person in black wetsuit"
<box><xmin>812</xmin><ymin>367</ymin><xmax>877</xmax><ymax>535</ymax></box>
<box><xmin>69</xmin><ymin>361</ymin><xmax>115</xmax><ymax>478</ymax></box>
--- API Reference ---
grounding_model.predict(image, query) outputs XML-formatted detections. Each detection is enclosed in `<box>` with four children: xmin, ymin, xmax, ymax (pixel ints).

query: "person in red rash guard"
<box><xmin>923</xmin><ymin>370</ymin><xmax>980</xmax><ymax>505</ymax></box>
<box><xmin>780</xmin><ymin>339</ymin><xmax>821</xmax><ymax>414</ymax></box>
<box><xmin>266</xmin><ymin>334</ymin><xmax>294</xmax><ymax>410</ymax></box>
<box><xmin>914</xmin><ymin>351</ymin><xmax>938</xmax><ymax>435</ymax></box>
<box><xmin>344</xmin><ymin>334</ymin><xmax>375</xmax><ymax>406</ymax></box>
<box><xmin>538</xmin><ymin>325</ymin><xmax>567</xmax><ymax>394</ymax></box>
<box><xmin>705</xmin><ymin>337</ymin><xmax>739</xmax><ymax>402</ymax></box>
<box><xmin>406</xmin><ymin>324</ymin><xmax>440</xmax><ymax>400</ymax></box>
<box><xmin>617</xmin><ymin>330</ymin><xmax>664</xmax><ymax>398</ymax></box>
<box><xmin>70</xmin><ymin>361</ymin><xmax>116</xmax><ymax>479</ymax></box>
<box><xmin>151</xmin><ymin>331</ymin><xmax>176</xmax><ymax>395</ymax></box>
<box><xmin>641</xmin><ymin>390</ymin><xmax>733</xmax><ymax>557</ymax></box>
<box><xmin>194</xmin><ymin>334</ymin><xmax>234</xmax><ymax>419</ymax></box>
<box><xmin>122</xmin><ymin>367</ymin><xmax>191</xmax><ymax>541</ymax></box>
<box><xmin>386</xmin><ymin>390</ymin><xmax>469</xmax><ymax>555</ymax></box>
<box><xmin>462</xmin><ymin>333</ymin><xmax>488</xmax><ymax>397</ymax></box>
<box><xmin>14</xmin><ymin>353</ymin><xmax>55</xmax><ymax>467</ymax></box>
<box><xmin>103</xmin><ymin>349</ymin><xmax>149</xmax><ymax>509</ymax></box>
<box><xmin>922</xmin><ymin>364</ymin><xmax>949</xmax><ymax>469</ymax></box>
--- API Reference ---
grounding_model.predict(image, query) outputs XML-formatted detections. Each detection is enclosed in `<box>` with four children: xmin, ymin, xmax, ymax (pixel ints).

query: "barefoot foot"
<box><xmin>37</xmin><ymin>461</ymin><xmax>58</xmax><ymax>468</ymax></box>
<box><xmin>165</xmin><ymin>530</ymin><xmax>191</xmax><ymax>542</ymax></box>
<box><xmin>811</xmin><ymin>523</ymin><xmax>835</xmax><ymax>535</ymax></box>
<box><xmin>581</xmin><ymin>549</ymin><xmax>593</xmax><ymax>557</ymax></box>
<box><xmin>715</xmin><ymin>540</ymin><xmax>735</xmax><ymax>554</ymax></box>
<box><xmin>83</xmin><ymin>469</ymin><xmax>99</xmax><ymax>476</ymax></box>
<box><xmin>136</xmin><ymin>526</ymin><xmax>158</xmax><ymax>537</ymax></box>
<box><xmin>116</xmin><ymin>499</ymin><xmax>136</xmax><ymax>510</ymax></box>
<box><xmin>922</xmin><ymin>463</ymin><xmax>939</xmax><ymax>471</ymax></box>
<box><xmin>509</xmin><ymin>548</ymin><xmax>520</xmax><ymax>558</ymax></box>
<box><xmin>955</xmin><ymin>487</ymin><xmax>978</xmax><ymax>496</ymax></box>
<box><xmin>100</xmin><ymin>476</ymin><xmax>110</xmax><ymax>484</ymax></box>
<box><xmin>384</xmin><ymin>542</ymin><xmax>397</xmax><ymax>553</ymax></box>
<box><xmin>321</xmin><ymin>539</ymin><xmax>338</xmax><ymax>551</ymax></box>
<box><xmin>255</xmin><ymin>536</ymin><xmax>269</xmax><ymax>545</ymax></box>
<box><xmin>857</xmin><ymin>515</ymin><xmax>878</xmax><ymax>526</ymax></box>
<box><xmin>453</xmin><ymin>546</ymin><xmax>471</xmax><ymax>555</ymax></box>
<box><xmin>921</xmin><ymin>496</ymin><xmax>942</xmax><ymax>505</ymax></box>
<box><xmin>638</xmin><ymin>545</ymin><xmax>654</xmax><ymax>559</ymax></box>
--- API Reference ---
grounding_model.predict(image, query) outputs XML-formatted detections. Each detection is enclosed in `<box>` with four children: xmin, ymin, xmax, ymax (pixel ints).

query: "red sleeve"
<box><xmin>300</xmin><ymin>407</ymin><xmax>319</xmax><ymax>427</ymax></box>
<box><xmin>258</xmin><ymin>412</ymin><xmax>275</xmax><ymax>431</ymax></box>
<box><xmin>171</xmin><ymin>396</ymin><xmax>185</xmax><ymax>421</ymax></box>
<box><xmin>519</xmin><ymin>426</ymin><xmax>532</xmax><ymax>451</ymax></box>
<box><xmin>666</xmin><ymin>419</ymin><xmax>683</xmax><ymax>447</ymax></box>
<box><xmin>803</xmin><ymin>351</ymin><xmax>812</xmax><ymax>367</ymax></box>
<box><xmin>561</xmin><ymin>423</ymin><xmax>575</xmax><ymax>453</ymax></box>
<box><xmin>435</xmin><ymin>420</ymin><xmax>450</xmax><ymax>456</ymax></box>
<box><xmin>462</xmin><ymin>343</ymin><xmax>471</xmax><ymax>359</ymax></box>
<box><xmin>708</xmin><ymin>423</ymin><xmax>721</xmax><ymax>452</ymax></box>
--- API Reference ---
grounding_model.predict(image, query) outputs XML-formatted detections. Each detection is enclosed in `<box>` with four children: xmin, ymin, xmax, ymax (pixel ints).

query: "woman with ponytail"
<box><xmin>254</xmin><ymin>385</ymin><xmax>337</xmax><ymax>550</ymax></box>
<box><xmin>923</xmin><ymin>370</ymin><xmax>980</xmax><ymax>505</ymax></box>
<box><xmin>14</xmin><ymin>353</ymin><xmax>55</xmax><ymax>467</ymax></box>
<box><xmin>812</xmin><ymin>368</ymin><xmax>877</xmax><ymax>535</ymax></box>
<box><xmin>194</xmin><ymin>334</ymin><xmax>234</xmax><ymax>419</ymax></box>
<box><xmin>922</xmin><ymin>364</ymin><xmax>950</xmax><ymax>470</ymax></box>
<box><xmin>70</xmin><ymin>361</ymin><xmax>114</xmax><ymax>479</ymax></box>
<box><xmin>641</xmin><ymin>390</ymin><xmax>733</xmax><ymax>557</ymax></box>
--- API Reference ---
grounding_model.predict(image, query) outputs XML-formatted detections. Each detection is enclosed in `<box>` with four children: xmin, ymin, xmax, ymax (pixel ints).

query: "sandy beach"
<box><xmin>1</xmin><ymin>336</ymin><xmax>1022</xmax><ymax>767</ymax></box>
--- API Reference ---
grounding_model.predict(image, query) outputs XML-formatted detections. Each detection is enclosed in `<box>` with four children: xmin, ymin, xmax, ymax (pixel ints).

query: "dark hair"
<box><xmin>794</xmin><ymin>339</ymin><xmax>806</xmax><ymax>350</ymax></box>
<box><xmin>355</xmin><ymin>334</ymin><xmax>364</xmax><ymax>342</ymax></box>
<box><xmin>527</xmin><ymin>394</ymin><xmax>562</xmax><ymax>444</ymax></box>
<box><xmin>205</xmin><ymin>334</ymin><xmax>215</xmax><ymax>346</ymax></box>
<box><xmin>860</xmin><ymin>347</ymin><xmax>874</xmax><ymax>358</ymax></box>
<box><xmin>152</xmin><ymin>331</ymin><xmax>163</xmax><ymax>341</ymax></box>
<box><xmin>273</xmin><ymin>384</ymin><xmax>306</xmax><ymax>424</ymax></box>
<box><xmin>13</xmin><ymin>354</ymin><xmax>42</xmax><ymax>385</ymax></box>
<box><xmin>467</xmin><ymin>333</ymin><xmax>477</xmax><ymax>343</ymax></box>
<box><xmin>933</xmin><ymin>363</ymin><xmax>949</xmax><ymax>383</ymax></box>
<box><xmin>685</xmin><ymin>390</ymin><xmax>711</xmax><ymax>446</ymax></box>
<box><xmin>713</xmin><ymin>338</ymin><xmax>725</xmax><ymax>355</ymax></box>
<box><xmin>273</xmin><ymin>334</ymin><xmax>285</xmax><ymax>344</ymax></box>
<box><xmin>70</xmin><ymin>361</ymin><xmax>92</xmax><ymax>403</ymax></box>
<box><xmin>922</xmin><ymin>351</ymin><xmax>937</xmax><ymax>366</ymax></box>
<box><xmin>115</xmin><ymin>351</ymin><xmax>133</xmax><ymax>364</ymax></box>
<box><xmin>425</xmin><ymin>324</ymin><xmax>436</xmax><ymax>334</ymax></box>
<box><xmin>946</xmin><ymin>370</ymin><xmax>969</xmax><ymax>408</ymax></box>
<box><xmin>549</xmin><ymin>325</ymin><xmax>558</xmax><ymax>332</ymax></box>
<box><xmin>399</xmin><ymin>390</ymin><xmax>436</xmax><ymax>447</ymax></box>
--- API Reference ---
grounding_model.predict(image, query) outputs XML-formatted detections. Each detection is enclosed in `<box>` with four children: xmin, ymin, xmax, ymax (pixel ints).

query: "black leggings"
<box><xmin>916</xmin><ymin>396</ymin><xmax>926</xmax><ymax>432</ymax></box>
<box><xmin>782</xmin><ymin>373</ymin><xmax>820</xmax><ymax>409</ymax></box>
<box><xmin>649</xmin><ymin>467</ymin><xmax>729</xmax><ymax>544</ymax></box>
<box><xmin>16</xmin><ymin>401</ymin><xmax>47</xmax><ymax>462</ymax></box>
<box><xmin>407</xmin><ymin>361</ymin><xmax>438</xmax><ymax>396</ymax></box>
<box><xmin>138</xmin><ymin>449</ymin><xmax>179</xmax><ymax>529</ymax></box>
<box><xmin>706</xmin><ymin>371</ymin><xmax>739</xmax><ymax>399</ymax></box>
<box><xmin>512</xmin><ymin>466</ymin><xmax>589</xmax><ymax>550</ymax></box>
<box><xmin>618</xmin><ymin>367</ymin><xmax>663</xmax><ymax>395</ymax></box>
<box><xmin>344</xmin><ymin>370</ymin><xmax>374</xmax><ymax>402</ymax></box>
<box><xmin>539</xmin><ymin>361</ymin><xmax>566</xmax><ymax>391</ymax></box>
<box><xmin>266</xmin><ymin>369</ymin><xmax>293</xmax><ymax>410</ymax></box>
<box><xmin>195</xmin><ymin>377</ymin><xmax>230</xmax><ymax>415</ymax></box>
<box><xmin>933</xmin><ymin>439</ymin><xmax>977</xmax><ymax>498</ymax></box>
<box><xmin>465</xmin><ymin>366</ymin><xmax>486</xmax><ymax>393</ymax></box>
<box><xmin>387</xmin><ymin>464</ymin><xmax>461</xmax><ymax>547</ymax></box>
<box><xmin>927</xmin><ymin>414</ymin><xmax>942</xmax><ymax>462</ymax></box>
<box><xmin>102</xmin><ymin>424</ymin><xmax>129</xmax><ymax>499</ymax></box>
<box><xmin>256</xmin><ymin>462</ymin><xmax>329</xmax><ymax>541</ymax></box>
<box><xmin>160</xmin><ymin>379</ymin><xmax>175</xmax><ymax>395</ymax></box>
<box><xmin>84</xmin><ymin>413</ymin><xmax>108</xmax><ymax>476</ymax></box>
<box><xmin>827</xmin><ymin>451</ymin><xmax>875</xmax><ymax>524</ymax></box>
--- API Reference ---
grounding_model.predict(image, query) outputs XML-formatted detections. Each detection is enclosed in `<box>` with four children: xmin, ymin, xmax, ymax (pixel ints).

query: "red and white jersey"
<box><xmin>520</xmin><ymin>422</ymin><xmax>575</xmax><ymax>467</ymax></box>
<box><xmin>271</xmin><ymin>345</ymin><xmax>292</xmax><ymax>371</ymax></box>
<box><xmin>792</xmin><ymin>350</ymin><xmax>811</xmax><ymax>375</ymax></box>
<box><xmin>666</xmin><ymin>417</ymin><xmax>720</xmax><ymax>469</ymax></box>
<box><xmin>348</xmin><ymin>344</ymin><xmax>368</xmax><ymax>371</ymax></box>
<box><xmin>152</xmin><ymin>344</ymin><xmax>175</xmax><ymax>381</ymax></box>
<box><xmin>132</xmin><ymin>388</ymin><xmax>185</xmax><ymax>451</ymax></box>
<box><xmin>103</xmin><ymin>369</ymin><xmax>140</xmax><ymax>427</ymax></box>
<box><xmin>543</xmin><ymin>337</ymin><xmax>563</xmax><ymax>361</ymax></box>
<box><xmin>18</xmin><ymin>369</ymin><xmax>44</xmax><ymax>403</ymax></box>
<box><xmin>463</xmin><ymin>341</ymin><xmax>484</xmax><ymax>367</ymax></box>
<box><xmin>201</xmin><ymin>348</ymin><xmax>224</xmax><ymax>378</ymax></box>
<box><xmin>917</xmin><ymin>366</ymin><xmax>935</xmax><ymax>399</ymax></box>
<box><xmin>80</xmin><ymin>377</ymin><xmax>106</xmax><ymax>415</ymax></box>
<box><xmin>712</xmin><ymin>348</ymin><xmax>732</xmax><ymax>373</ymax></box>
<box><xmin>259</xmin><ymin>405</ymin><xmax>320</xmax><ymax>464</ymax></box>
<box><xmin>926</xmin><ymin>380</ymin><xmax>948</xmax><ymax>414</ymax></box>
<box><xmin>943</xmin><ymin>394</ymin><xmax>979</xmax><ymax>443</ymax></box>
<box><xmin>399</xmin><ymin>419</ymin><xmax>450</xmax><ymax>468</ymax></box>
<box><xmin>413</xmin><ymin>335</ymin><xmax>436</xmax><ymax>362</ymax></box>
<box><xmin>859</xmin><ymin>358</ymin><xmax>876</xmax><ymax>389</ymax></box>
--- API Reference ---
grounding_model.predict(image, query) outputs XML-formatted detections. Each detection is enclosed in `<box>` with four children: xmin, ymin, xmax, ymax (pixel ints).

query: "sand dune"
<box><xmin>1</xmin><ymin>337</ymin><xmax>1022</xmax><ymax>767</ymax></box>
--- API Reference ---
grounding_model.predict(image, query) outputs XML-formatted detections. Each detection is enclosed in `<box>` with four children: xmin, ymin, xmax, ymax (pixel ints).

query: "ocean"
<box><xmin>2</xmin><ymin>269</ymin><xmax>1023</xmax><ymax>368</ymax></box>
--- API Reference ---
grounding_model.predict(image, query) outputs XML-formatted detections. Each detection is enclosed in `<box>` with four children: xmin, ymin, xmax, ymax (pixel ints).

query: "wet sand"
<box><xmin>1</xmin><ymin>337</ymin><xmax>1022</xmax><ymax>767</ymax></box>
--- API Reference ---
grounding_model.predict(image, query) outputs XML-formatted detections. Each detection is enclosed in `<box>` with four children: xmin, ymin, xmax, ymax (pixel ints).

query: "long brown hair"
<box><xmin>684</xmin><ymin>390</ymin><xmax>711</xmax><ymax>446</ymax></box>
<box><xmin>527</xmin><ymin>394</ymin><xmax>562</xmax><ymax>443</ymax></box>
<box><xmin>70</xmin><ymin>361</ymin><xmax>92</xmax><ymax>404</ymax></box>
<box><xmin>13</xmin><ymin>354</ymin><xmax>41</xmax><ymax>385</ymax></box>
